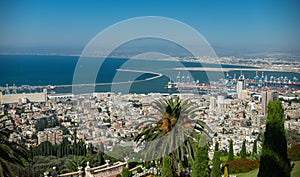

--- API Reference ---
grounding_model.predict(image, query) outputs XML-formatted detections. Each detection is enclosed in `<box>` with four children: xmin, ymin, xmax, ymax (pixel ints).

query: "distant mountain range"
<box><xmin>1</xmin><ymin>44</ymin><xmax>300</xmax><ymax>60</ymax></box>
<box><xmin>213</xmin><ymin>46</ymin><xmax>300</xmax><ymax>59</ymax></box>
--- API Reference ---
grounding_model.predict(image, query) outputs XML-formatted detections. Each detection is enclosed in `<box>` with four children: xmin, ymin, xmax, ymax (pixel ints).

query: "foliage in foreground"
<box><xmin>122</xmin><ymin>167</ymin><xmax>132</xmax><ymax>177</ymax></box>
<box><xmin>134</xmin><ymin>97</ymin><xmax>212</xmax><ymax>176</ymax></box>
<box><xmin>192</xmin><ymin>137</ymin><xmax>209</xmax><ymax>177</ymax></box>
<box><xmin>211</xmin><ymin>150</ymin><xmax>221</xmax><ymax>177</ymax></box>
<box><xmin>162</xmin><ymin>155</ymin><xmax>173</xmax><ymax>177</ymax></box>
<box><xmin>0</xmin><ymin>116</ymin><xmax>28</xmax><ymax>177</ymax></box>
<box><xmin>258</xmin><ymin>101</ymin><xmax>292</xmax><ymax>177</ymax></box>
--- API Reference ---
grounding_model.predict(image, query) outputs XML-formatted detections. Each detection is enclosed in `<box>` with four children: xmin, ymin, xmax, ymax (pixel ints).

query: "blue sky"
<box><xmin>0</xmin><ymin>0</ymin><xmax>299</xmax><ymax>52</ymax></box>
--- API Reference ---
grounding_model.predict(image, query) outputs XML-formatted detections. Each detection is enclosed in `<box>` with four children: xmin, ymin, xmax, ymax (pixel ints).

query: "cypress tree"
<box><xmin>214</xmin><ymin>141</ymin><xmax>219</xmax><ymax>151</ymax></box>
<box><xmin>192</xmin><ymin>144</ymin><xmax>209</xmax><ymax>177</ymax></box>
<box><xmin>87</xmin><ymin>143</ymin><xmax>93</xmax><ymax>156</ymax></box>
<box><xmin>98</xmin><ymin>143</ymin><xmax>105</xmax><ymax>165</ymax></box>
<box><xmin>258</xmin><ymin>101</ymin><xmax>291</xmax><ymax>177</ymax></box>
<box><xmin>227</xmin><ymin>139</ymin><xmax>234</xmax><ymax>162</ymax></box>
<box><xmin>62</xmin><ymin>138</ymin><xmax>70</xmax><ymax>156</ymax></box>
<box><xmin>211</xmin><ymin>150</ymin><xmax>221</xmax><ymax>177</ymax></box>
<box><xmin>252</xmin><ymin>140</ymin><xmax>257</xmax><ymax>156</ymax></box>
<box><xmin>162</xmin><ymin>155</ymin><xmax>173</xmax><ymax>177</ymax></box>
<box><xmin>240</xmin><ymin>140</ymin><xmax>246</xmax><ymax>158</ymax></box>
<box><xmin>57</xmin><ymin>144</ymin><xmax>62</xmax><ymax>158</ymax></box>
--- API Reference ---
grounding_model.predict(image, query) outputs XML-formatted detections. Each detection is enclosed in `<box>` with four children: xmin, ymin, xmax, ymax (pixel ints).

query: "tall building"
<box><xmin>209</xmin><ymin>96</ymin><xmax>216</xmax><ymax>111</ymax></box>
<box><xmin>217</xmin><ymin>95</ymin><xmax>225</xmax><ymax>108</ymax></box>
<box><xmin>216</xmin><ymin>95</ymin><xmax>230</xmax><ymax>114</ymax></box>
<box><xmin>236</xmin><ymin>72</ymin><xmax>246</xmax><ymax>99</ymax></box>
<box><xmin>261</xmin><ymin>91</ymin><xmax>278</xmax><ymax>115</ymax></box>
<box><xmin>37</xmin><ymin>128</ymin><xmax>63</xmax><ymax>145</ymax></box>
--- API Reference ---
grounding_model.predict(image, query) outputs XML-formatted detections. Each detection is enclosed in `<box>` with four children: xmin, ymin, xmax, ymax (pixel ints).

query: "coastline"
<box><xmin>172</xmin><ymin>67</ymin><xmax>300</xmax><ymax>74</ymax></box>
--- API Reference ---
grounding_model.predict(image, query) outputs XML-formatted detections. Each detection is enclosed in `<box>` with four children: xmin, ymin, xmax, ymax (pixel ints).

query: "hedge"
<box><xmin>288</xmin><ymin>144</ymin><xmax>300</xmax><ymax>161</ymax></box>
<box><xmin>226</xmin><ymin>158</ymin><xmax>259</xmax><ymax>174</ymax></box>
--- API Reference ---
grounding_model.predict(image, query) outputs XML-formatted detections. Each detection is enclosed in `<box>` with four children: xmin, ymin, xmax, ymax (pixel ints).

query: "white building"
<box><xmin>236</xmin><ymin>73</ymin><xmax>246</xmax><ymax>99</ymax></box>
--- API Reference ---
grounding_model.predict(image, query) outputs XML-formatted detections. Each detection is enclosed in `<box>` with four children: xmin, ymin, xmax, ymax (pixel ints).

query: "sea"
<box><xmin>0</xmin><ymin>55</ymin><xmax>299</xmax><ymax>94</ymax></box>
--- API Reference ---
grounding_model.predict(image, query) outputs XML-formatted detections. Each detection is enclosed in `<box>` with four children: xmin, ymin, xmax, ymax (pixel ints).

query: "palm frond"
<box><xmin>134</xmin><ymin>97</ymin><xmax>213</xmax><ymax>166</ymax></box>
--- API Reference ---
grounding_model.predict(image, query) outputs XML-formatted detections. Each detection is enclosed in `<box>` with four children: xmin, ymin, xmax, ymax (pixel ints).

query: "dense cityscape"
<box><xmin>1</xmin><ymin>0</ymin><xmax>300</xmax><ymax>177</ymax></box>
<box><xmin>1</xmin><ymin>61</ymin><xmax>300</xmax><ymax>176</ymax></box>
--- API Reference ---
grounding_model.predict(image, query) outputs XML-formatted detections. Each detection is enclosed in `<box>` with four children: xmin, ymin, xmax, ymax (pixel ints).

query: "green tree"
<box><xmin>62</xmin><ymin>138</ymin><xmax>70</xmax><ymax>157</ymax></box>
<box><xmin>98</xmin><ymin>143</ymin><xmax>105</xmax><ymax>166</ymax></box>
<box><xmin>211</xmin><ymin>150</ymin><xmax>221</xmax><ymax>177</ymax></box>
<box><xmin>87</xmin><ymin>143</ymin><xmax>94</xmax><ymax>156</ymax></box>
<box><xmin>66</xmin><ymin>156</ymin><xmax>87</xmax><ymax>172</ymax></box>
<box><xmin>122</xmin><ymin>167</ymin><xmax>132</xmax><ymax>177</ymax></box>
<box><xmin>72</xmin><ymin>140</ymin><xmax>86</xmax><ymax>156</ymax></box>
<box><xmin>162</xmin><ymin>155</ymin><xmax>173</xmax><ymax>177</ymax></box>
<box><xmin>192</xmin><ymin>136</ymin><xmax>209</xmax><ymax>177</ymax></box>
<box><xmin>227</xmin><ymin>139</ymin><xmax>234</xmax><ymax>162</ymax></box>
<box><xmin>258</xmin><ymin>101</ymin><xmax>292</xmax><ymax>177</ymax></box>
<box><xmin>0</xmin><ymin>116</ymin><xmax>28</xmax><ymax>177</ymax></box>
<box><xmin>240</xmin><ymin>140</ymin><xmax>246</xmax><ymax>158</ymax></box>
<box><xmin>37</xmin><ymin>141</ymin><xmax>54</xmax><ymax>156</ymax></box>
<box><xmin>134</xmin><ymin>98</ymin><xmax>212</xmax><ymax>176</ymax></box>
<box><xmin>23</xmin><ymin>155</ymin><xmax>67</xmax><ymax>177</ymax></box>
<box><xmin>56</xmin><ymin>144</ymin><xmax>62</xmax><ymax>158</ymax></box>
<box><xmin>252</xmin><ymin>140</ymin><xmax>257</xmax><ymax>156</ymax></box>
<box><xmin>214</xmin><ymin>141</ymin><xmax>219</xmax><ymax>151</ymax></box>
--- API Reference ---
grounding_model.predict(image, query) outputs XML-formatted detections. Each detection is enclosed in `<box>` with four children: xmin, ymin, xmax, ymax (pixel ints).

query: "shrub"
<box><xmin>122</xmin><ymin>167</ymin><xmax>132</xmax><ymax>177</ymax></box>
<box><xmin>128</xmin><ymin>161</ymin><xmax>139</xmax><ymax>169</ymax></box>
<box><xmin>136</xmin><ymin>167</ymin><xmax>143</xmax><ymax>173</ymax></box>
<box><xmin>226</xmin><ymin>158</ymin><xmax>259</xmax><ymax>174</ymax></box>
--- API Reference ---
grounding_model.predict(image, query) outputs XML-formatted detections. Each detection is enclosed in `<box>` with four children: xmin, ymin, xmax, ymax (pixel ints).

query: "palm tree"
<box><xmin>66</xmin><ymin>156</ymin><xmax>87</xmax><ymax>172</ymax></box>
<box><xmin>0</xmin><ymin>115</ymin><xmax>28</xmax><ymax>177</ymax></box>
<box><xmin>134</xmin><ymin>97</ymin><xmax>212</xmax><ymax>176</ymax></box>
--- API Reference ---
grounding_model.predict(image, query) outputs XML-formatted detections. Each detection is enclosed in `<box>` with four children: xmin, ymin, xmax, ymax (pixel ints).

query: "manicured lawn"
<box><xmin>291</xmin><ymin>161</ymin><xmax>300</xmax><ymax>177</ymax></box>
<box><xmin>235</xmin><ymin>168</ymin><xmax>258</xmax><ymax>177</ymax></box>
<box><xmin>235</xmin><ymin>161</ymin><xmax>300</xmax><ymax>177</ymax></box>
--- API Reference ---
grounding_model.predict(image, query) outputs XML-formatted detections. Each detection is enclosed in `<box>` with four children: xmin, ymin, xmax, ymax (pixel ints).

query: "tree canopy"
<box><xmin>134</xmin><ymin>97</ymin><xmax>212</xmax><ymax>176</ymax></box>
<box><xmin>258</xmin><ymin>101</ymin><xmax>292</xmax><ymax>177</ymax></box>
<box><xmin>0</xmin><ymin>116</ymin><xmax>28</xmax><ymax>177</ymax></box>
